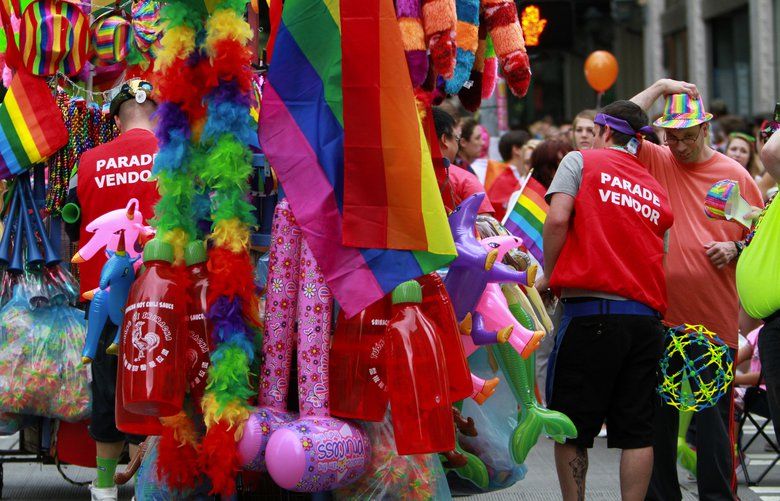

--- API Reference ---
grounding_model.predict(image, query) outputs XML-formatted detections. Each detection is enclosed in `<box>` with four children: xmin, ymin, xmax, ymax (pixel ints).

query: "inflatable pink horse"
<box><xmin>72</xmin><ymin>198</ymin><xmax>153</xmax><ymax>265</ymax></box>
<box><xmin>460</xmin><ymin>235</ymin><xmax>545</xmax><ymax>401</ymax></box>
<box><xmin>72</xmin><ymin>198</ymin><xmax>154</xmax><ymax>300</ymax></box>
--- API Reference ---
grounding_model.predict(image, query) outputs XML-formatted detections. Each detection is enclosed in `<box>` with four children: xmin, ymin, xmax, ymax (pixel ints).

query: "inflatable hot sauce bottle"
<box><xmin>120</xmin><ymin>239</ymin><xmax>187</xmax><ymax>416</ymax></box>
<box><xmin>329</xmin><ymin>274</ymin><xmax>473</xmax><ymax>423</ymax></box>
<box><xmin>329</xmin><ymin>295</ymin><xmax>393</xmax><ymax>422</ymax></box>
<box><xmin>184</xmin><ymin>241</ymin><xmax>211</xmax><ymax>405</ymax></box>
<box><xmin>386</xmin><ymin>280</ymin><xmax>455</xmax><ymax>455</ymax></box>
<box><xmin>115</xmin><ymin>339</ymin><xmax>164</xmax><ymax>436</ymax></box>
<box><xmin>416</xmin><ymin>272</ymin><xmax>473</xmax><ymax>402</ymax></box>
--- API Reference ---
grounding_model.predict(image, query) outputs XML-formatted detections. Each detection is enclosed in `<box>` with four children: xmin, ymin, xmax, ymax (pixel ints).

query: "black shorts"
<box><xmin>547</xmin><ymin>304</ymin><xmax>664</xmax><ymax>449</ymax></box>
<box><xmin>87</xmin><ymin>312</ymin><xmax>144</xmax><ymax>445</ymax></box>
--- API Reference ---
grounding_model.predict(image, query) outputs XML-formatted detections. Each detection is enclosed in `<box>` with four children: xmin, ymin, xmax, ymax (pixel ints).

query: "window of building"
<box><xmin>710</xmin><ymin>7</ymin><xmax>751</xmax><ymax>114</ymax></box>
<box><xmin>663</xmin><ymin>30</ymin><xmax>688</xmax><ymax>81</ymax></box>
<box><xmin>776</xmin><ymin>0</ymin><xmax>780</xmax><ymax>99</ymax></box>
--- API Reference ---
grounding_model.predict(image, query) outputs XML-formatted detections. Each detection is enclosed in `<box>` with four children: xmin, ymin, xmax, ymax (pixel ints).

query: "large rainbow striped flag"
<box><xmin>341</xmin><ymin>1</ymin><xmax>450</xmax><ymax>251</ymax></box>
<box><xmin>502</xmin><ymin>176</ymin><xmax>549</xmax><ymax>267</ymax></box>
<box><xmin>260</xmin><ymin>0</ymin><xmax>456</xmax><ymax>317</ymax></box>
<box><xmin>0</xmin><ymin>70</ymin><xmax>67</xmax><ymax>180</ymax></box>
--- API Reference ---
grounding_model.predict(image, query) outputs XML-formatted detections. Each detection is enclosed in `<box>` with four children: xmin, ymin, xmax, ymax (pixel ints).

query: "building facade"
<box><xmin>643</xmin><ymin>0</ymin><xmax>777</xmax><ymax>118</ymax></box>
<box><xmin>499</xmin><ymin>0</ymin><xmax>777</xmax><ymax>129</ymax></box>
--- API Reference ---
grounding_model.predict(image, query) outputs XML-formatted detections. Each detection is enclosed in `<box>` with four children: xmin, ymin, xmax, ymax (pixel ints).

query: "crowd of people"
<box><xmin>433</xmin><ymin>78</ymin><xmax>780</xmax><ymax>501</ymax></box>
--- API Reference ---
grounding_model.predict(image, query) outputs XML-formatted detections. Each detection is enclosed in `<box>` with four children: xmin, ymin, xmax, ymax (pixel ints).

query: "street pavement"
<box><xmin>0</xmin><ymin>426</ymin><xmax>776</xmax><ymax>500</ymax></box>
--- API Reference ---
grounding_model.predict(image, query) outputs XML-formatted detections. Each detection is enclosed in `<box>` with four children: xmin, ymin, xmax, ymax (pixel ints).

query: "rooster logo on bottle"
<box><xmin>130</xmin><ymin>311</ymin><xmax>161</xmax><ymax>362</ymax></box>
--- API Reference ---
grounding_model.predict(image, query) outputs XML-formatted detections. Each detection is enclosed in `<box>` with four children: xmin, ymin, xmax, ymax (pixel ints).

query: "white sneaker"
<box><xmin>89</xmin><ymin>484</ymin><xmax>118</xmax><ymax>501</ymax></box>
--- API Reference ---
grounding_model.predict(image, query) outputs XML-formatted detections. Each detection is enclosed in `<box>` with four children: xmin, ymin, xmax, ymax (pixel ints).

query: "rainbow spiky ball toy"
<box><xmin>658</xmin><ymin>324</ymin><xmax>734</xmax><ymax>412</ymax></box>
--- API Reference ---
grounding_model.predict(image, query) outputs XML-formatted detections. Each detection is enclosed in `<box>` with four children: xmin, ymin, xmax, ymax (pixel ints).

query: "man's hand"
<box><xmin>631</xmin><ymin>78</ymin><xmax>700</xmax><ymax>112</ymax></box>
<box><xmin>704</xmin><ymin>241</ymin><xmax>738</xmax><ymax>269</ymax></box>
<box><xmin>658</xmin><ymin>79</ymin><xmax>700</xmax><ymax>99</ymax></box>
<box><xmin>535</xmin><ymin>275</ymin><xmax>550</xmax><ymax>294</ymax></box>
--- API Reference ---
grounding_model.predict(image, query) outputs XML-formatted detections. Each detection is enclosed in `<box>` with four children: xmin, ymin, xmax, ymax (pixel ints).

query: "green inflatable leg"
<box><xmin>677</xmin><ymin>378</ymin><xmax>697</xmax><ymax>476</ymax></box>
<box><xmin>488</xmin><ymin>291</ymin><xmax>577</xmax><ymax>465</ymax></box>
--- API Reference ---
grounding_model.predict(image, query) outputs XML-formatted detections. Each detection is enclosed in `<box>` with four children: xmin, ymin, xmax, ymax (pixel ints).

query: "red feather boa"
<box><xmin>199</xmin><ymin>420</ymin><xmax>241</xmax><ymax>495</ymax></box>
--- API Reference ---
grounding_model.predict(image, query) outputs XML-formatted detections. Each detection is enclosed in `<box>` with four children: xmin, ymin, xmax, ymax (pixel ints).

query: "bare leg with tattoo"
<box><xmin>619</xmin><ymin>446</ymin><xmax>653</xmax><ymax>501</ymax></box>
<box><xmin>555</xmin><ymin>442</ymin><xmax>588</xmax><ymax>501</ymax></box>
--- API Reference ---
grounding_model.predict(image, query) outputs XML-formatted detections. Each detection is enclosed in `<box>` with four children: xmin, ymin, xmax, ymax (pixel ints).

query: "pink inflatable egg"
<box><xmin>237</xmin><ymin>407</ymin><xmax>297</xmax><ymax>471</ymax></box>
<box><xmin>266</xmin><ymin>417</ymin><xmax>371</xmax><ymax>492</ymax></box>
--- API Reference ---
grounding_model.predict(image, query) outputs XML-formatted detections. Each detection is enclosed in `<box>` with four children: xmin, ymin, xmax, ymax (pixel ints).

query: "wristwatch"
<box><xmin>733</xmin><ymin>241</ymin><xmax>744</xmax><ymax>258</ymax></box>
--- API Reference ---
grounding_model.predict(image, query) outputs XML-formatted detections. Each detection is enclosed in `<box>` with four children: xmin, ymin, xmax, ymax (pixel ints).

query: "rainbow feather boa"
<box><xmin>150</xmin><ymin>0</ymin><xmax>262</xmax><ymax>495</ymax></box>
<box><xmin>197</xmin><ymin>2</ymin><xmax>257</xmax><ymax>496</ymax></box>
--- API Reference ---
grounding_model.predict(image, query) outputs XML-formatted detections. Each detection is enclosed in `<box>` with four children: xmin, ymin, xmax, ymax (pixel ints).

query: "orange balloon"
<box><xmin>584</xmin><ymin>51</ymin><xmax>619</xmax><ymax>93</ymax></box>
<box><xmin>251</xmin><ymin>0</ymin><xmax>259</xmax><ymax>13</ymax></box>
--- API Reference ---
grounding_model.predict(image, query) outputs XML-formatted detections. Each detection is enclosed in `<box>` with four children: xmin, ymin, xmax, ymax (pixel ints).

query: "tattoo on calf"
<box><xmin>569</xmin><ymin>447</ymin><xmax>588</xmax><ymax>501</ymax></box>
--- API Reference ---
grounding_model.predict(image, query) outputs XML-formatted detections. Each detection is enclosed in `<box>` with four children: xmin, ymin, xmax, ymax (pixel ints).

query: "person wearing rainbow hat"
<box><xmin>631</xmin><ymin>80</ymin><xmax>763</xmax><ymax>501</ymax></box>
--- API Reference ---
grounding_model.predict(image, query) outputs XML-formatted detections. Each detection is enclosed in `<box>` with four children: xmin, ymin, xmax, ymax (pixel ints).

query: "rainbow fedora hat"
<box><xmin>654</xmin><ymin>93</ymin><xmax>713</xmax><ymax>129</ymax></box>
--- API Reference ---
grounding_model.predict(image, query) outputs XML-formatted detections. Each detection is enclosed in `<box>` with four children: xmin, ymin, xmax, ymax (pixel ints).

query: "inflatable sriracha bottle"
<box><xmin>329</xmin><ymin>295</ymin><xmax>392</xmax><ymax>421</ymax></box>
<box><xmin>121</xmin><ymin>239</ymin><xmax>187</xmax><ymax>416</ymax></box>
<box><xmin>115</xmin><ymin>339</ymin><xmax>163</xmax><ymax>436</ymax></box>
<box><xmin>387</xmin><ymin>280</ymin><xmax>455</xmax><ymax>454</ymax></box>
<box><xmin>185</xmin><ymin>241</ymin><xmax>211</xmax><ymax>405</ymax></box>
<box><xmin>417</xmin><ymin>272</ymin><xmax>473</xmax><ymax>402</ymax></box>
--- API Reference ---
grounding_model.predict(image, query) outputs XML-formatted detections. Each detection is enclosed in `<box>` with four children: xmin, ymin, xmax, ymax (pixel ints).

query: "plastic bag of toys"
<box><xmin>0</xmin><ymin>286</ymin><xmax>91</xmax><ymax>421</ymax></box>
<box><xmin>333</xmin><ymin>410</ymin><xmax>452</xmax><ymax>501</ymax></box>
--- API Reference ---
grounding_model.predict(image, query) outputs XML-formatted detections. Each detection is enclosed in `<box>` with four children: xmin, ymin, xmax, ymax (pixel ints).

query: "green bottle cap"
<box><xmin>392</xmin><ymin>280</ymin><xmax>422</xmax><ymax>305</ymax></box>
<box><xmin>184</xmin><ymin>240</ymin><xmax>207</xmax><ymax>266</ymax></box>
<box><xmin>143</xmin><ymin>239</ymin><xmax>174</xmax><ymax>264</ymax></box>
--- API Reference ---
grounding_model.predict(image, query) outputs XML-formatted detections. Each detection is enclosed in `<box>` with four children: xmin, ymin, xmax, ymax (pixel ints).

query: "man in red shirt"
<box><xmin>64</xmin><ymin>78</ymin><xmax>160</xmax><ymax>501</ymax></box>
<box><xmin>631</xmin><ymin>80</ymin><xmax>762</xmax><ymax>501</ymax></box>
<box><xmin>432</xmin><ymin>107</ymin><xmax>494</xmax><ymax>214</ymax></box>
<box><xmin>543</xmin><ymin>101</ymin><xmax>673</xmax><ymax>501</ymax></box>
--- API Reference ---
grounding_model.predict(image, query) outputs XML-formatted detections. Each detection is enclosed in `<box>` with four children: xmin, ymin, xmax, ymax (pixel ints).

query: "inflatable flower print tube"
<box><xmin>238</xmin><ymin>199</ymin><xmax>371</xmax><ymax>491</ymax></box>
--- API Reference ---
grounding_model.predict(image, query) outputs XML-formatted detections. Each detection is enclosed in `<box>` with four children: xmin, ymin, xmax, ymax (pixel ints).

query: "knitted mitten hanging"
<box><xmin>395</xmin><ymin>0</ymin><xmax>428</xmax><ymax>87</ymax></box>
<box><xmin>444</xmin><ymin>0</ymin><xmax>479</xmax><ymax>94</ymax></box>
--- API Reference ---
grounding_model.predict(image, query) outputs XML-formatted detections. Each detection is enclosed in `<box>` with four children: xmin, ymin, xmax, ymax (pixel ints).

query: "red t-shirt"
<box><xmin>486</xmin><ymin>169</ymin><xmax>521</xmax><ymax>221</ymax></box>
<box><xmin>75</xmin><ymin>128</ymin><xmax>160</xmax><ymax>296</ymax></box>
<box><xmin>436</xmin><ymin>160</ymin><xmax>494</xmax><ymax>214</ymax></box>
<box><xmin>638</xmin><ymin>142</ymin><xmax>763</xmax><ymax>348</ymax></box>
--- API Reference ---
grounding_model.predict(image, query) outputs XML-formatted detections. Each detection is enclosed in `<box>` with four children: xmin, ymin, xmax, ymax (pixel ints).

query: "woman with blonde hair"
<box><xmin>572</xmin><ymin>109</ymin><xmax>596</xmax><ymax>150</ymax></box>
<box><xmin>725</xmin><ymin>132</ymin><xmax>763</xmax><ymax>180</ymax></box>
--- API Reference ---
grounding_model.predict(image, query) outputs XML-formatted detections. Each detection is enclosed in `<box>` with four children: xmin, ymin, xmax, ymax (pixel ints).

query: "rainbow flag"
<box><xmin>502</xmin><ymin>177</ymin><xmax>549</xmax><ymax>266</ymax></box>
<box><xmin>341</xmin><ymin>1</ymin><xmax>450</xmax><ymax>252</ymax></box>
<box><xmin>0</xmin><ymin>70</ymin><xmax>67</xmax><ymax>180</ymax></box>
<box><xmin>260</xmin><ymin>0</ymin><xmax>456</xmax><ymax>317</ymax></box>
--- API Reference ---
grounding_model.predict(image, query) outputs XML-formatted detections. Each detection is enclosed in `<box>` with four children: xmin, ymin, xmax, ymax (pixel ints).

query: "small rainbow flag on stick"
<box><xmin>0</xmin><ymin>70</ymin><xmax>67</xmax><ymax>180</ymax></box>
<box><xmin>502</xmin><ymin>176</ymin><xmax>549</xmax><ymax>267</ymax></box>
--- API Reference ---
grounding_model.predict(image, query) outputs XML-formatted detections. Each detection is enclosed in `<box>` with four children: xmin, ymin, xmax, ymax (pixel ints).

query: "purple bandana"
<box><xmin>595</xmin><ymin>113</ymin><xmax>654</xmax><ymax>137</ymax></box>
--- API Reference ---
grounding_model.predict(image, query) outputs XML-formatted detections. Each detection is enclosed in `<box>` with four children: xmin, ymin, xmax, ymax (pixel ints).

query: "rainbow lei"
<box><xmin>150</xmin><ymin>0</ymin><xmax>210</xmax><ymax>491</ymax></box>
<box><xmin>197</xmin><ymin>0</ymin><xmax>258</xmax><ymax>496</ymax></box>
<box><xmin>151</xmin><ymin>0</ymin><xmax>260</xmax><ymax>494</ymax></box>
